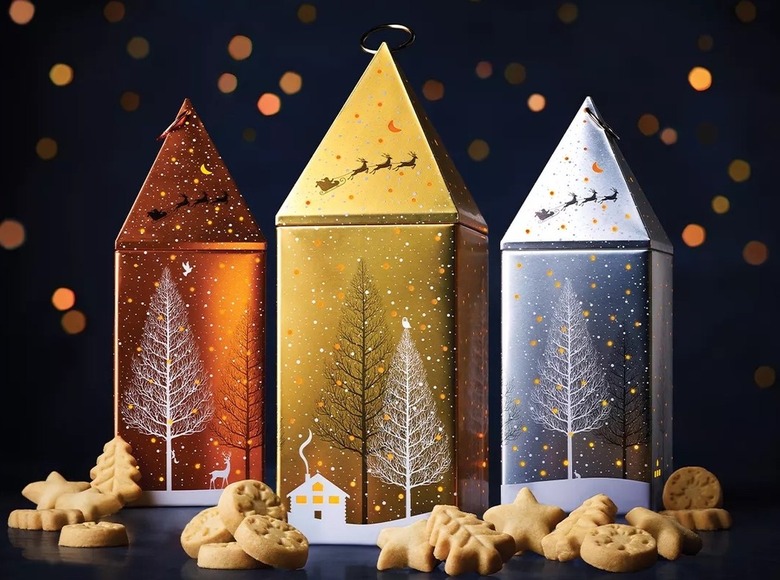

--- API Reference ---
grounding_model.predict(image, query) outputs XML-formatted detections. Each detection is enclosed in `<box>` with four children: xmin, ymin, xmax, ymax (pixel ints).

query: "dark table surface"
<box><xmin>1</xmin><ymin>495</ymin><xmax>777</xmax><ymax>580</ymax></box>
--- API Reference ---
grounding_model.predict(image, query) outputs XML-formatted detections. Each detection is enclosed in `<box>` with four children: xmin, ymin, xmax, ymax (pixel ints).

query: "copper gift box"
<box><xmin>114</xmin><ymin>99</ymin><xmax>266</xmax><ymax>506</ymax></box>
<box><xmin>500</xmin><ymin>97</ymin><xmax>673</xmax><ymax>513</ymax></box>
<box><xmin>275</xmin><ymin>43</ymin><xmax>489</xmax><ymax>544</ymax></box>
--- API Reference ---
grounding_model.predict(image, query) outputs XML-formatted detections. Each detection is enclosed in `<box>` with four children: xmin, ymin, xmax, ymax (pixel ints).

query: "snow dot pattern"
<box><xmin>234</xmin><ymin>514</ymin><xmax>309</xmax><ymax>570</ymax></box>
<box><xmin>662</xmin><ymin>466</ymin><xmax>723</xmax><ymax>510</ymax></box>
<box><xmin>580</xmin><ymin>524</ymin><xmax>657</xmax><ymax>573</ymax></box>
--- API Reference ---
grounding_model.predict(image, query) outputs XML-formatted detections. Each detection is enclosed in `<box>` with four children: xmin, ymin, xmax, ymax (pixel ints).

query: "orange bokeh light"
<box><xmin>681</xmin><ymin>224</ymin><xmax>706</xmax><ymax>247</ymax></box>
<box><xmin>742</xmin><ymin>241</ymin><xmax>768</xmax><ymax>265</ymax></box>
<box><xmin>9</xmin><ymin>0</ymin><xmax>35</xmax><ymax>25</ymax></box>
<box><xmin>257</xmin><ymin>93</ymin><xmax>281</xmax><ymax>116</ymax></box>
<box><xmin>62</xmin><ymin>310</ymin><xmax>87</xmax><ymax>334</ymax></box>
<box><xmin>0</xmin><ymin>219</ymin><xmax>26</xmax><ymax>249</ymax></box>
<box><xmin>52</xmin><ymin>288</ymin><xmax>76</xmax><ymax>311</ymax></box>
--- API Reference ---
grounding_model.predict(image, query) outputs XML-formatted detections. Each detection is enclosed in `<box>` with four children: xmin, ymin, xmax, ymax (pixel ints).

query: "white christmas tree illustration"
<box><xmin>530</xmin><ymin>278</ymin><xmax>609</xmax><ymax>479</ymax></box>
<box><xmin>123</xmin><ymin>266</ymin><xmax>214</xmax><ymax>491</ymax></box>
<box><xmin>368</xmin><ymin>318</ymin><xmax>451</xmax><ymax>518</ymax></box>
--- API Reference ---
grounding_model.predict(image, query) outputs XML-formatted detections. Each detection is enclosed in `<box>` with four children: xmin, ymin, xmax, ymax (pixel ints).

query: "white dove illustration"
<box><xmin>401</xmin><ymin>316</ymin><xmax>411</xmax><ymax>329</ymax></box>
<box><xmin>182</xmin><ymin>261</ymin><xmax>193</xmax><ymax>276</ymax></box>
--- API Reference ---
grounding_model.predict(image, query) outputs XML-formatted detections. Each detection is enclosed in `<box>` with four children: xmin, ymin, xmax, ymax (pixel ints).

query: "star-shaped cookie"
<box><xmin>483</xmin><ymin>487</ymin><xmax>566</xmax><ymax>555</ymax></box>
<box><xmin>54</xmin><ymin>488</ymin><xmax>123</xmax><ymax>522</ymax></box>
<box><xmin>21</xmin><ymin>471</ymin><xmax>90</xmax><ymax>509</ymax></box>
<box><xmin>376</xmin><ymin>519</ymin><xmax>439</xmax><ymax>572</ymax></box>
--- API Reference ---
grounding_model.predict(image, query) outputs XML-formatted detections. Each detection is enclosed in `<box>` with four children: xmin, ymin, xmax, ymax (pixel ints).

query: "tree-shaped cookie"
<box><xmin>89</xmin><ymin>435</ymin><xmax>143</xmax><ymax>504</ymax></box>
<box><xmin>425</xmin><ymin>505</ymin><xmax>516</xmax><ymax>576</ymax></box>
<box><xmin>541</xmin><ymin>493</ymin><xmax>618</xmax><ymax>562</ymax></box>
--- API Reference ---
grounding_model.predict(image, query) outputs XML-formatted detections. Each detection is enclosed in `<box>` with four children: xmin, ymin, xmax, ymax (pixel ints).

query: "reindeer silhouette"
<box><xmin>147</xmin><ymin>208</ymin><xmax>167</xmax><ymax>221</ymax></box>
<box><xmin>193</xmin><ymin>191</ymin><xmax>210</xmax><ymax>205</ymax></box>
<box><xmin>174</xmin><ymin>193</ymin><xmax>190</xmax><ymax>211</ymax></box>
<box><xmin>211</xmin><ymin>190</ymin><xmax>229</xmax><ymax>204</ymax></box>
<box><xmin>209</xmin><ymin>451</ymin><xmax>232</xmax><ymax>489</ymax></box>
<box><xmin>370</xmin><ymin>153</ymin><xmax>393</xmax><ymax>174</ymax></box>
<box><xmin>600</xmin><ymin>187</ymin><xmax>619</xmax><ymax>202</ymax></box>
<box><xmin>580</xmin><ymin>188</ymin><xmax>598</xmax><ymax>205</ymax></box>
<box><xmin>394</xmin><ymin>151</ymin><xmax>417</xmax><ymax>170</ymax></box>
<box><xmin>562</xmin><ymin>193</ymin><xmax>578</xmax><ymax>209</ymax></box>
<box><xmin>348</xmin><ymin>158</ymin><xmax>369</xmax><ymax>179</ymax></box>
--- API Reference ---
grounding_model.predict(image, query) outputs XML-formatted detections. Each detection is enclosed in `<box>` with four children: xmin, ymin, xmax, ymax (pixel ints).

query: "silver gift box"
<box><xmin>500</xmin><ymin>97</ymin><xmax>673</xmax><ymax>513</ymax></box>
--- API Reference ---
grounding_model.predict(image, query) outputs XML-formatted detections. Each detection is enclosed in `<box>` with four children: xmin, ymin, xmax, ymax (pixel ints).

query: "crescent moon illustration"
<box><xmin>388</xmin><ymin>120</ymin><xmax>402</xmax><ymax>133</ymax></box>
<box><xmin>200</xmin><ymin>164</ymin><xmax>213</xmax><ymax>175</ymax></box>
<box><xmin>592</xmin><ymin>161</ymin><xmax>604</xmax><ymax>173</ymax></box>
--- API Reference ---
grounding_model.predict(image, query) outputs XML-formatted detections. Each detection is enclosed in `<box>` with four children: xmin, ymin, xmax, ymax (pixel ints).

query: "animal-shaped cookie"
<box><xmin>376</xmin><ymin>519</ymin><xmax>439</xmax><ymax>572</ymax></box>
<box><xmin>625</xmin><ymin>506</ymin><xmax>702</xmax><ymax>560</ymax></box>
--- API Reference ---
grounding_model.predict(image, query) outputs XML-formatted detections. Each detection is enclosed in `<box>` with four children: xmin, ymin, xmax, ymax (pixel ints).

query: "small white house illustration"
<box><xmin>287</xmin><ymin>430</ymin><xmax>350</xmax><ymax>529</ymax></box>
<box><xmin>287</xmin><ymin>472</ymin><xmax>349</xmax><ymax>525</ymax></box>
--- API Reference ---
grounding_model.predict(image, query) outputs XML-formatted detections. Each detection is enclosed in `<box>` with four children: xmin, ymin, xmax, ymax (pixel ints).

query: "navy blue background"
<box><xmin>1</xmin><ymin>0</ymin><xmax>778</xmax><ymax>503</ymax></box>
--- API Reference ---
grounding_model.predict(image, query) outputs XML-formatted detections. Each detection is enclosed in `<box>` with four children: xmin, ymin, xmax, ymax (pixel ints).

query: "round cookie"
<box><xmin>217</xmin><ymin>479</ymin><xmax>287</xmax><ymax>534</ymax></box>
<box><xmin>197</xmin><ymin>541</ymin><xmax>267</xmax><ymax>569</ymax></box>
<box><xmin>580</xmin><ymin>524</ymin><xmax>657</xmax><ymax>573</ymax></box>
<box><xmin>663</xmin><ymin>466</ymin><xmax>723</xmax><ymax>510</ymax></box>
<box><xmin>58</xmin><ymin>521</ymin><xmax>129</xmax><ymax>548</ymax></box>
<box><xmin>180</xmin><ymin>506</ymin><xmax>234</xmax><ymax>559</ymax></box>
<box><xmin>234</xmin><ymin>514</ymin><xmax>308</xmax><ymax>570</ymax></box>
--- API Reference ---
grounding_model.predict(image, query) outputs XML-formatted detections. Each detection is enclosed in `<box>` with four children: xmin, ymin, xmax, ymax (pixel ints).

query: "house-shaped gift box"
<box><xmin>276</xmin><ymin>43</ymin><xmax>489</xmax><ymax>544</ymax></box>
<box><xmin>500</xmin><ymin>97</ymin><xmax>673</xmax><ymax>513</ymax></box>
<box><xmin>114</xmin><ymin>99</ymin><xmax>266</xmax><ymax>506</ymax></box>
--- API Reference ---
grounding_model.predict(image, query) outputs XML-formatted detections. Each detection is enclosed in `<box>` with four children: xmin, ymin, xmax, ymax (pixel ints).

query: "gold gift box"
<box><xmin>114</xmin><ymin>99</ymin><xmax>266</xmax><ymax>506</ymax></box>
<box><xmin>276</xmin><ymin>43</ymin><xmax>488</xmax><ymax>544</ymax></box>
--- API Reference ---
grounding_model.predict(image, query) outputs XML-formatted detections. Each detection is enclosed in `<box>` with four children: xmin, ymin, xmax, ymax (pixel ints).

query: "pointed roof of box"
<box><xmin>116</xmin><ymin>98</ymin><xmax>265</xmax><ymax>250</ymax></box>
<box><xmin>276</xmin><ymin>43</ymin><xmax>486</xmax><ymax>233</ymax></box>
<box><xmin>501</xmin><ymin>97</ymin><xmax>671</xmax><ymax>253</ymax></box>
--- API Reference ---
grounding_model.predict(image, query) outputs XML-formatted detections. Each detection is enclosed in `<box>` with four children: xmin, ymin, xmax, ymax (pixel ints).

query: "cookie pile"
<box><xmin>376</xmin><ymin>465</ymin><xmax>731</xmax><ymax>575</ymax></box>
<box><xmin>180</xmin><ymin>479</ymin><xmax>309</xmax><ymax>570</ymax></box>
<box><xmin>660</xmin><ymin>465</ymin><xmax>732</xmax><ymax>530</ymax></box>
<box><xmin>7</xmin><ymin>434</ymin><xmax>142</xmax><ymax>548</ymax></box>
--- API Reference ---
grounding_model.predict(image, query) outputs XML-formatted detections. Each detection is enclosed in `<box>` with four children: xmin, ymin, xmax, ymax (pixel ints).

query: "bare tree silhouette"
<box><xmin>314</xmin><ymin>260</ymin><xmax>391</xmax><ymax>524</ymax></box>
<box><xmin>598</xmin><ymin>326</ymin><xmax>650</xmax><ymax>479</ymax></box>
<box><xmin>530</xmin><ymin>279</ymin><xmax>609</xmax><ymax>479</ymax></box>
<box><xmin>123</xmin><ymin>267</ymin><xmax>214</xmax><ymax>490</ymax></box>
<box><xmin>212</xmin><ymin>310</ymin><xmax>264</xmax><ymax>480</ymax></box>
<box><xmin>502</xmin><ymin>393</ymin><xmax>524</xmax><ymax>444</ymax></box>
<box><xmin>368</xmin><ymin>324</ymin><xmax>451</xmax><ymax>518</ymax></box>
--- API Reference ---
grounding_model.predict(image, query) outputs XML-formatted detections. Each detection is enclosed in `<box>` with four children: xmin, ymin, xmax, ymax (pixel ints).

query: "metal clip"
<box><xmin>585</xmin><ymin>107</ymin><xmax>621</xmax><ymax>141</ymax></box>
<box><xmin>360</xmin><ymin>24</ymin><xmax>416</xmax><ymax>55</ymax></box>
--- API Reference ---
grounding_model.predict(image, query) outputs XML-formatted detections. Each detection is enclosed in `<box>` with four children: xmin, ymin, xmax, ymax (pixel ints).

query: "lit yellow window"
<box><xmin>328</xmin><ymin>496</ymin><xmax>340</xmax><ymax>504</ymax></box>
<box><xmin>313</xmin><ymin>495</ymin><xmax>324</xmax><ymax>504</ymax></box>
<box><xmin>295</xmin><ymin>496</ymin><xmax>307</xmax><ymax>504</ymax></box>
<box><xmin>312</xmin><ymin>482</ymin><xmax>324</xmax><ymax>492</ymax></box>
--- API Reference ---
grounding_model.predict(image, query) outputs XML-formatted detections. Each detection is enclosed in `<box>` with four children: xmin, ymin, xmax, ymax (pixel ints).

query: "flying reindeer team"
<box><xmin>535</xmin><ymin>187</ymin><xmax>619</xmax><ymax>221</ymax></box>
